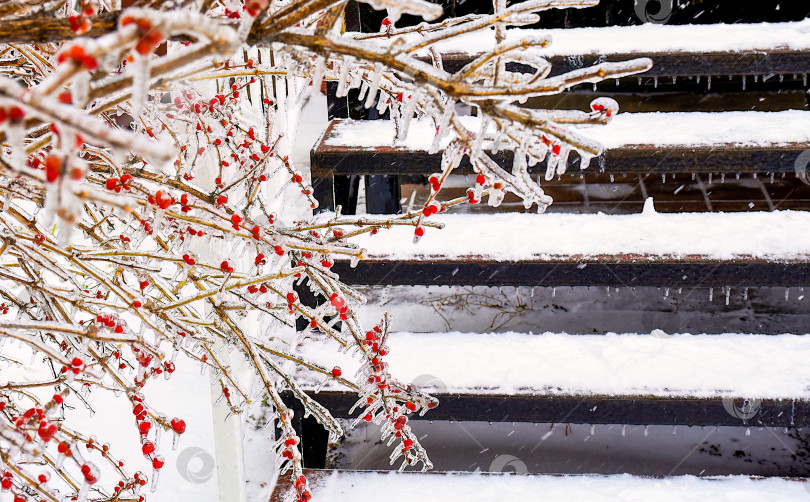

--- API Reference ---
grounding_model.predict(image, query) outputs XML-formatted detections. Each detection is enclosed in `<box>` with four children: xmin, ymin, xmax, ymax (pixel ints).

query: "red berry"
<box><xmin>44</xmin><ymin>155</ymin><xmax>61</xmax><ymax>183</ymax></box>
<box><xmin>331</xmin><ymin>367</ymin><xmax>342</xmax><ymax>377</ymax></box>
<box><xmin>141</xmin><ymin>441</ymin><xmax>155</xmax><ymax>455</ymax></box>
<box><xmin>171</xmin><ymin>418</ymin><xmax>186</xmax><ymax>434</ymax></box>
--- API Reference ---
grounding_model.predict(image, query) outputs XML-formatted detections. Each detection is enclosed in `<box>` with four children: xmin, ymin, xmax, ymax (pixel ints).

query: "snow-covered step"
<box><xmin>293</xmin><ymin>332</ymin><xmax>810</xmax><ymax>427</ymax></box>
<box><xmin>331</xmin><ymin>210</ymin><xmax>810</xmax><ymax>287</ymax></box>
<box><xmin>415</xmin><ymin>21</ymin><xmax>810</xmax><ymax>80</ymax></box>
<box><xmin>312</xmin><ymin>113</ymin><xmax>810</xmax><ymax>179</ymax></box>
<box><xmin>270</xmin><ymin>469</ymin><xmax>810</xmax><ymax>502</ymax></box>
<box><xmin>428</xmin><ymin>20</ymin><xmax>810</xmax><ymax>59</ymax></box>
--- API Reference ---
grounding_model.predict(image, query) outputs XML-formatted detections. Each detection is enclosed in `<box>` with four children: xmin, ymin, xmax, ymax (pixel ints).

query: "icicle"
<box><xmin>744</xmin><ymin>287</ymin><xmax>749</xmax><ymax>301</ymax></box>
<box><xmin>785</xmin><ymin>288</ymin><xmax>790</xmax><ymax>301</ymax></box>
<box><xmin>150</xmin><ymin>455</ymin><xmax>164</xmax><ymax>492</ymax></box>
<box><xmin>429</xmin><ymin>102</ymin><xmax>453</xmax><ymax>154</ymax></box>
<box><xmin>336</xmin><ymin>57</ymin><xmax>354</xmax><ymax>98</ymax></box>
<box><xmin>544</xmin><ymin>155</ymin><xmax>558</xmax><ymax>181</ymax></box>
<box><xmin>364</xmin><ymin>63</ymin><xmax>383</xmax><ymax>109</ymax></box>
<box><xmin>590</xmin><ymin>424</ymin><xmax>595</xmax><ymax>435</ymax></box>
<box><xmin>643</xmin><ymin>425</ymin><xmax>649</xmax><ymax>437</ymax></box>
<box><xmin>708</xmin><ymin>288</ymin><xmax>713</xmax><ymax>302</ymax></box>
<box><xmin>556</xmin><ymin>147</ymin><xmax>570</xmax><ymax>176</ymax></box>
<box><xmin>77</xmin><ymin>462</ymin><xmax>99</xmax><ymax>502</ymax></box>
<box><xmin>72</xmin><ymin>71</ymin><xmax>90</xmax><ymax>106</ymax></box>
<box><xmin>129</xmin><ymin>54</ymin><xmax>151</xmax><ymax>116</ymax></box>
<box><xmin>471</xmin><ymin>117</ymin><xmax>491</xmax><ymax>160</ymax></box>
<box><xmin>770</xmin><ymin>172</ymin><xmax>775</xmax><ymax>183</ymax></box>
<box><xmin>621</xmin><ymin>424</ymin><xmax>626</xmax><ymax>437</ymax></box>
<box><xmin>6</xmin><ymin>120</ymin><xmax>24</xmax><ymax>170</ymax></box>
<box><xmin>742</xmin><ymin>75</ymin><xmax>746</xmax><ymax>91</ymax></box>
<box><xmin>310</xmin><ymin>57</ymin><xmax>326</xmax><ymax>98</ymax></box>
<box><xmin>376</xmin><ymin>90</ymin><xmax>389</xmax><ymax>116</ymax></box>
<box><xmin>653</xmin><ymin>76</ymin><xmax>658</xmax><ymax>88</ymax></box>
<box><xmin>708</xmin><ymin>173</ymin><xmax>712</xmax><ymax>184</ymax></box>
<box><xmin>672</xmin><ymin>426</ymin><xmax>677</xmax><ymax>435</ymax></box>
<box><xmin>725</xmin><ymin>287</ymin><xmax>730</xmax><ymax>306</ymax></box>
<box><xmin>745</xmin><ymin>427</ymin><xmax>751</xmax><ymax>436</ymax></box>
<box><xmin>707</xmin><ymin>75</ymin><xmax>711</xmax><ymax>91</ymax></box>
<box><xmin>551</xmin><ymin>287</ymin><xmax>556</xmax><ymax>298</ymax></box>
<box><xmin>580</xmin><ymin>154</ymin><xmax>591</xmax><ymax>170</ymax></box>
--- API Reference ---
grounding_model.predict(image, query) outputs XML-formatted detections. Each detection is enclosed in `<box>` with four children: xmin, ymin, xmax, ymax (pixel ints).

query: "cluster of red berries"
<box><xmin>80</xmin><ymin>462</ymin><xmax>99</xmax><ymax>485</ymax></box>
<box><xmin>1</xmin><ymin>471</ymin><xmax>13</xmax><ymax>491</ymax></box>
<box><xmin>246</xmin><ymin>283</ymin><xmax>269</xmax><ymax>294</ymax></box>
<box><xmin>59</xmin><ymin>356</ymin><xmax>85</xmax><ymax>375</ymax></box>
<box><xmin>96</xmin><ymin>313</ymin><xmax>126</xmax><ymax>334</ymax></box>
<box><xmin>0</xmin><ymin>106</ymin><xmax>25</xmax><ymax>124</ymax></box>
<box><xmin>56</xmin><ymin>44</ymin><xmax>98</xmax><ymax>70</ymax></box>
<box><xmin>330</xmin><ymin>293</ymin><xmax>349</xmax><ymax>320</ymax></box>
<box><xmin>428</xmin><ymin>174</ymin><xmax>441</xmax><ymax>192</ymax></box>
<box><xmin>280</xmin><ymin>435</ymin><xmax>299</xmax><ymax>462</ymax></box>
<box><xmin>286</xmin><ymin>292</ymin><xmax>298</xmax><ymax>313</ymax></box>
<box><xmin>295</xmin><ymin>474</ymin><xmax>312</xmax><ymax>501</ymax></box>
<box><xmin>67</xmin><ymin>1</ymin><xmax>96</xmax><ymax>34</ymax></box>
<box><xmin>147</xmin><ymin>190</ymin><xmax>174</xmax><ymax>210</ymax></box>
<box><xmin>105</xmin><ymin>174</ymin><xmax>133</xmax><ymax>192</ymax></box>
<box><xmin>112</xmin><ymin>474</ymin><xmax>147</xmax><ymax>496</ymax></box>
<box><xmin>591</xmin><ymin>102</ymin><xmax>614</xmax><ymax>117</ymax></box>
<box><xmin>120</xmin><ymin>16</ymin><xmax>164</xmax><ymax>56</ymax></box>
<box><xmin>422</xmin><ymin>201</ymin><xmax>441</xmax><ymax>217</ymax></box>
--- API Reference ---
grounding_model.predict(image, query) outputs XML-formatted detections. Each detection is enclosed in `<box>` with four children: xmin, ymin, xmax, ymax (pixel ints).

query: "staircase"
<box><xmin>273</xmin><ymin>1</ymin><xmax>810</xmax><ymax>499</ymax></box>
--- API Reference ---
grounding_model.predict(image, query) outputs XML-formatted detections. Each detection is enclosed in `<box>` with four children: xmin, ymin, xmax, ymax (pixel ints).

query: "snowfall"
<box><xmin>8</xmin><ymin>18</ymin><xmax>810</xmax><ymax>502</ymax></box>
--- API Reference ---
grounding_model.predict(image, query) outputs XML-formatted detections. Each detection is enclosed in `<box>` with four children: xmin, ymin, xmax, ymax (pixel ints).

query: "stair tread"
<box><xmin>328</xmin><ymin>210</ymin><xmax>810</xmax><ymax>262</ymax></box>
<box><xmin>271</xmin><ymin>469</ymin><xmax>809</xmax><ymax>502</ymax></box>
<box><xmin>319</xmin><ymin>112</ymin><xmax>810</xmax><ymax>152</ymax></box>
<box><xmin>419</xmin><ymin>20</ymin><xmax>810</xmax><ymax>57</ymax></box>
<box><xmin>296</xmin><ymin>332</ymin><xmax>810</xmax><ymax>400</ymax></box>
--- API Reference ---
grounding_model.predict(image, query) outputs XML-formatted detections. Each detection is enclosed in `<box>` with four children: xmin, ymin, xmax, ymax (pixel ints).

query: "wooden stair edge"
<box><xmin>282</xmin><ymin>390</ymin><xmax>810</xmax><ymax>427</ymax></box>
